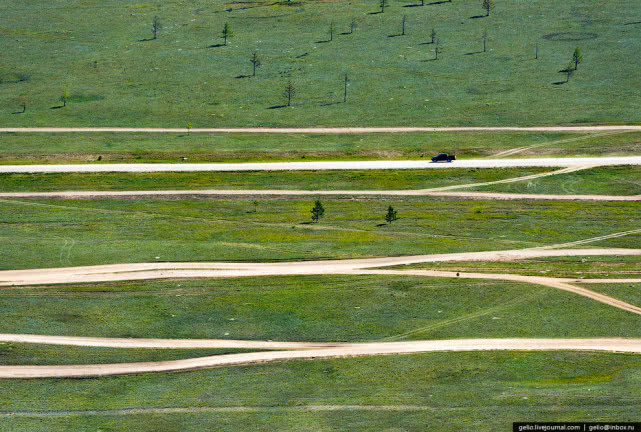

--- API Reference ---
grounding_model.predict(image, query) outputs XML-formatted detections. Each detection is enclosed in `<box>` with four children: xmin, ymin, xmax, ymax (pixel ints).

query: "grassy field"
<box><xmin>1</xmin><ymin>131</ymin><xmax>640</xmax><ymax>163</ymax></box>
<box><xmin>585</xmin><ymin>283</ymin><xmax>641</xmax><ymax>307</ymax></box>
<box><xmin>1</xmin><ymin>351</ymin><xmax>640</xmax><ymax>431</ymax></box>
<box><xmin>1</xmin><ymin>198</ymin><xmax>639</xmax><ymax>269</ymax></box>
<box><xmin>1</xmin><ymin>275</ymin><xmax>640</xmax><ymax>341</ymax></box>
<box><xmin>0</xmin><ymin>167</ymin><xmax>549</xmax><ymax>192</ymax></box>
<box><xmin>1</xmin><ymin>0</ymin><xmax>640</xmax><ymax>127</ymax></box>
<box><xmin>474</xmin><ymin>165</ymin><xmax>641</xmax><ymax>196</ymax></box>
<box><xmin>390</xmin><ymin>255</ymin><xmax>641</xmax><ymax>279</ymax></box>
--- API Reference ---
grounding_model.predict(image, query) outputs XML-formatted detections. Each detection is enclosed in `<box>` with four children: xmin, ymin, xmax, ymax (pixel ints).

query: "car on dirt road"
<box><xmin>431</xmin><ymin>153</ymin><xmax>456</xmax><ymax>162</ymax></box>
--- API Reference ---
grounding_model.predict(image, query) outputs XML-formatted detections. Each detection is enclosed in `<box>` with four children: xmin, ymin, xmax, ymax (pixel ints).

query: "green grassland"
<box><xmin>0</xmin><ymin>167</ymin><xmax>549</xmax><ymax>191</ymax></box>
<box><xmin>390</xmin><ymin>255</ymin><xmax>641</xmax><ymax>279</ymax></box>
<box><xmin>475</xmin><ymin>165</ymin><xmax>641</xmax><ymax>196</ymax></box>
<box><xmin>1</xmin><ymin>131</ymin><xmax>640</xmax><ymax>163</ymax></box>
<box><xmin>0</xmin><ymin>343</ymin><xmax>255</xmax><ymax>366</ymax></box>
<box><xmin>1</xmin><ymin>351</ymin><xmax>640</xmax><ymax>431</ymax></box>
<box><xmin>585</xmin><ymin>283</ymin><xmax>641</xmax><ymax>307</ymax></box>
<box><xmin>1</xmin><ymin>275</ymin><xmax>640</xmax><ymax>341</ymax></box>
<box><xmin>1</xmin><ymin>198</ymin><xmax>639</xmax><ymax>269</ymax></box>
<box><xmin>1</xmin><ymin>0</ymin><xmax>640</xmax><ymax>127</ymax></box>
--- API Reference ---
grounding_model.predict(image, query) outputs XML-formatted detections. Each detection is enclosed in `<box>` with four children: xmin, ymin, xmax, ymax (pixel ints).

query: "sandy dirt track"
<box><xmin>1</xmin><ymin>338</ymin><xmax>640</xmax><ymax>378</ymax></box>
<box><xmin>2</xmin><ymin>248</ymin><xmax>640</xmax><ymax>317</ymax></box>
<box><xmin>1</xmin><ymin>126</ymin><xmax>641</xmax><ymax>133</ymax></box>
<box><xmin>0</xmin><ymin>157</ymin><xmax>640</xmax><ymax>173</ymax></box>
<box><xmin>1</xmin><ymin>190</ymin><xmax>638</xmax><ymax>201</ymax></box>
<box><xmin>2</xmin><ymin>248</ymin><xmax>640</xmax><ymax>287</ymax></box>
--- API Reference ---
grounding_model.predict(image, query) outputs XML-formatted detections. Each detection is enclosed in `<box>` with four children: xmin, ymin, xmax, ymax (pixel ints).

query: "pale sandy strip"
<box><xmin>2</xmin><ymin>248</ymin><xmax>640</xmax><ymax>287</ymax></box>
<box><xmin>1</xmin><ymin>157</ymin><xmax>641</xmax><ymax>173</ymax></box>
<box><xmin>1</xmin><ymin>339</ymin><xmax>640</xmax><ymax>378</ymax></box>
<box><xmin>1</xmin><ymin>191</ymin><xmax>638</xmax><ymax>201</ymax></box>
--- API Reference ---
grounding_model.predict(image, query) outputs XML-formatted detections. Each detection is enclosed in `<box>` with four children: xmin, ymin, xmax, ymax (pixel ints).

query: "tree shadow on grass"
<box><xmin>464</xmin><ymin>51</ymin><xmax>483</xmax><ymax>55</ymax></box>
<box><xmin>418</xmin><ymin>41</ymin><xmax>434</xmax><ymax>45</ymax></box>
<box><xmin>388</xmin><ymin>34</ymin><xmax>403</xmax><ymax>38</ymax></box>
<box><xmin>339</xmin><ymin>32</ymin><xmax>353</xmax><ymax>35</ymax></box>
<box><xmin>11</xmin><ymin>111</ymin><xmax>24</xmax><ymax>115</ymax></box>
<box><xmin>138</xmin><ymin>38</ymin><xmax>155</xmax><ymax>42</ymax></box>
<box><xmin>624</xmin><ymin>21</ymin><xmax>641</xmax><ymax>25</ymax></box>
<box><xmin>50</xmin><ymin>105</ymin><xmax>64</xmax><ymax>110</ymax></box>
<box><xmin>296</xmin><ymin>52</ymin><xmax>309</xmax><ymax>58</ymax></box>
<box><xmin>427</xmin><ymin>0</ymin><xmax>451</xmax><ymax>4</ymax></box>
<box><xmin>403</xmin><ymin>3</ymin><xmax>423</xmax><ymax>7</ymax></box>
<box><xmin>235</xmin><ymin>74</ymin><xmax>251</xmax><ymax>79</ymax></box>
<box><xmin>208</xmin><ymin>43</ymin><xmax>226</xmax><ymax>48</ymax></box>
<box><xmin>320</xmin><ymin>101</ymin><xmax>343</xmax><ymax>107</ymax></box>
<box><xmin>470</xmin><ymin>15</ymin><xmax>486</xmax><ymax>19</ymax></box>
<box><xmin>552</xmin><ymin>81</ymin><xmax>567</xmax><ymax>85</ymax></box>
<box><xmin>368</xmin><ymin>11</ymin><xmax>383</xmax><ymax>15</ymax></box>
<box><xmin>267</xmin><ymin>104</ymin><xmax>288</xmax><ymax>109</ymax></box>
<box><xmin>315</xmin><ymin>40</ymin><xmax>330</xmax><ymax>44</ymax></box>
<box><xmin>421</xmin><ymin>58</ymin><xmax>438</xmax><ymax>62</ymax></box>
<box><xmin>375</xmin><ymin>223</ymin><xmax>388</xmax><ymax>227</ymax></box>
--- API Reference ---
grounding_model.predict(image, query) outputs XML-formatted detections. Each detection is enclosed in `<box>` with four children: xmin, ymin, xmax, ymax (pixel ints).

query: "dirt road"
<box><xmin>1</xmin><ymin>190</ymin><xmax>638</xmax><ymax>201</ymax></box>
<box><xmin>2</xmin><ymin>248</ymin><xmax>640</xmax><ymax>316</ymax></box>
<box><xmin>1</xmin><ymin>338</ymin><xmax>640</xmax><ymax>378</ymax></box>
<box><xmin>1</xmin><ymin>126</ymin><xmax>641</xmax><ymax>133</ymax></box>
<box><xmin>0</xmin><ymin>157</ymin><xmax>640</xmax><ymax>173</ymax></box>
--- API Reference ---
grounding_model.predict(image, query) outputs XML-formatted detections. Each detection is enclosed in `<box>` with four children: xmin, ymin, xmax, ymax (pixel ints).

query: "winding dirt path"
<box><xmin>2</xmin><ymin>248</ymin><xmax>640</xmax><ymax>317</ymax></box>
<box><xmin>1</xmin><ymin>338</ymin><xmax>640</xmax><ymax>378</ymax></box>
<box><xmin>1</xmin><ymin>126</ymin><xmax>641</xmax><ymax>133</ymax></box>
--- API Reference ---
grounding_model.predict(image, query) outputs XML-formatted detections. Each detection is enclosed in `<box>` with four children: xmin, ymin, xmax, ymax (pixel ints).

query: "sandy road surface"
<box><xmin>1</xmin><ymin>190</ymin><xmax>638</xmax><ymax>201</ymax></box>
<box><xmin>2</xmin><ymin>248</ymin><xmax>640</xmax><ymax>287</ymax></box>
<box><xmin>2</xmin><ymin>248</ymin><xmax>641</xmax><ymax>317</ymax></box>
<box><xmin>1</xmin><ymin>338</ymin><xmax>640</xmax><ymax>378</ymax></box>
<box><xmin>2</xmin><ymin>126</ymin><xmax>641</xmax><ymax>133</ymax></box>
<box><xmin>0</xmin><ymin>157</ymin><xmax>640</xmax><ymax>173</ymax></box>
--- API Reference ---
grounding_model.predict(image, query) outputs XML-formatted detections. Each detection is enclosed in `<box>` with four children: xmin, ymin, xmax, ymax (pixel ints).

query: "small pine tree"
<box><xmin>385</xmin><ymin>206</ymin><xmax>398</xmax><ymax>224</ymax></box>
<box><xmin>565</xmin><ymin>61</ymin><xmax>575</xmax><ymax>82</ymax></box>
<box><xmin>430</xmin><ymin>28</ymin><xmax>437</xmax><ymax>44</ymax></box>
<box><xmin>311</xmin><ymin>200</ymin><xmax>325</xmax><ymax>223</ymax></box>
<box><xmin>60</xmin><ymin>90</ymin><xmax>70</xmax><ymax>107</ymax></box>
<box><xmin>187</xmin><ymin>121</ymin><xmax>192</xmax><ymax>134</ymax></box>
<box><xmin>481</xmin><ymin>0</ymin><xmax>494</xmax><ymax>16</ymax></box>
<box><xmin>221</xmin><ymin>22</ymin><xmax>234</xmax><ymax>45</ymax></box>
<box><xmin>572</xmin><ymin>48</ymin><xmax>583</xmax><ymax>70</ymax></box>
<box><xmin>329</xmin><ymin>22</ymin><xmax>336</xmax><ymax>41</ymax></box>
<box><xmin>379</xmin><ymin>0</ymin><xmax>388</xmax><ymax>13</ymax></box>
<box><xmin>283</xmin><ymin>81</ymin><xmax>296</xmax><ymax>106</ymax></box>
<box><xmin>250</xmin><ymin>52</ymin><xmax>261</xmax><ymax>77</ymax></box>
<box><xmin>152</xmin><ymin>16</ymin><xmax>161</xmax><ymax>40</ymax></box>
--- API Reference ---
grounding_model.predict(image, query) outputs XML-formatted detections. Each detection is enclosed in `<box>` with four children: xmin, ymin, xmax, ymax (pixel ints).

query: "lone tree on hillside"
<box><xmin>434</xmin><ymin>39</ymin><xmax>441</xmax><ymax>60</ymax></box>
<box><xmin>379</xmin><ymin>0</ymin><xmax>388</xmax><ymax>13</ymax></box>
<box><xmin>385</xmin><ymin>206</ymin><xmax>398</xmax><ymax>224</ymax></box>
<box><xmin>482</xmin><ymin>27</ymin><xmax>488</xmax><ymax>52</ymax></box>
<box><xmin>349</xmin><ymin>18</ymin><xmax>357</xmax><ymax>34</ymax></box>
<box><xmin>481</xmin><ymin>0</ymin><xmax>494</xmax><ymax>17</ymax></box>
<box><xmin>343</xmin><ymin>73</ymin><xmax>349</xmax><ymax>102</ymax></box>
<box><xmin>385</xmin><ymin>206</ymin><xmax>398</xmax><ymax>223</ymax></box>
<box><xmin>250</xmin><ymin>52</ymin><xmax>261</xmax><ymax>76</ymax></box>
<box><xmin>329</xmin><ymin>22</ymin><xmax>336</xmax><ymax>41</ymax></box>
<box><xmin>60</xmin><ymin>90</ymin><xmax>70</xmax><ymax>107</ymax></box>
<box><xmin>572</xmin><ymin>48</ymin><xmax>583</xmax><ymax>70</ymax></box>
<box><xmin>283</xmin><ymin>81</ymin><xmax>296</xmax><ymax>106</ymax></box>
<box><xmin>152</xmin><ymin>16</ymin><xmax>161</xmax><ymax>40</ymax></box>
<box><xmin>564</xmin><ymin>61</ymin><xmax>575</xmax><ymax>82</ymax></box>
<box><xmin>311</xmin><ymin>200</ymin><xmax>325</xmax><ymax>223</ymax></box>
<box><xmin>430</xmin><ymin>28</ymin><xmax>437</xmax><ymax>44</ymax></box>
<box><xmin>221</xmin><ymin>22</ymin><xmax>234</xmax><ymax>46</ymax></box>
<box><xmin>401</xmin><ymin>15</ymin><xmax>407</xmax><ymax>36</ymax></box>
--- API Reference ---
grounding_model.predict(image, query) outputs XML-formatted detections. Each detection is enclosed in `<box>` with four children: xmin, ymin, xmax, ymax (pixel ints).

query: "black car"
<box><xmin>431</xmin><ymin>153</ymin><xmax>456</xmax><ymax>162</ymax></box>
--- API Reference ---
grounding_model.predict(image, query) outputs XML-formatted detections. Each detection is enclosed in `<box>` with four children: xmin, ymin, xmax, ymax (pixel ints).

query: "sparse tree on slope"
<box><xmin>311</xmin><ymin>200</ymin><xmax>325</xmax><ymax>223</ymax></box>
<box><xmin>481</xmin><ymin>0</ymin><xmax>494</xmax><ymax>17</ymax></box>
<box><xmin>572</xmin><ymin>48</ymin><xmax>583</xmax><ymax>70</ymax></box>
<box><xmin>221</xmin><ymin>22</ymin><xmax>234</xmax><ymax>46</ymax></box>
<box><xmin>385</xmin><ymin>206</ymin><xmax>398</xmax><ymax>224</ymax></box>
